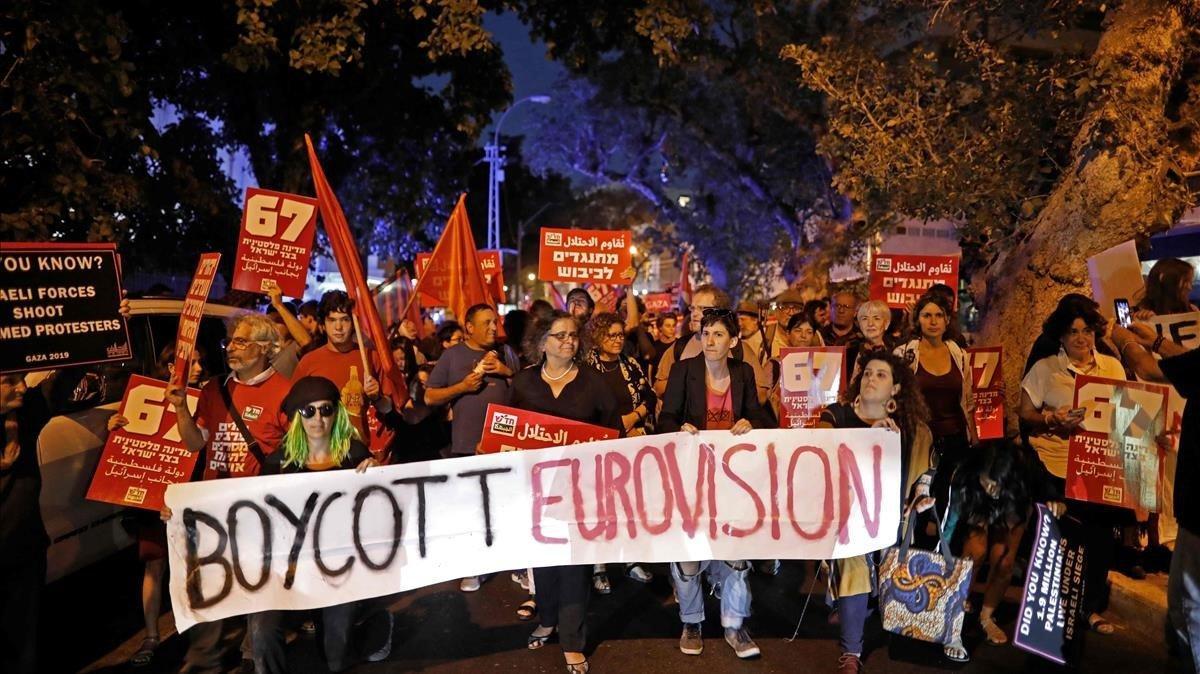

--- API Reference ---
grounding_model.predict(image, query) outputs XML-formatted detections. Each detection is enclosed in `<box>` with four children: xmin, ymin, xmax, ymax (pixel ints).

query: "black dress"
<box><xmin>510</xmin><ymin>363</ymin><xmax>621</xmax><ymax>653</ymax></box>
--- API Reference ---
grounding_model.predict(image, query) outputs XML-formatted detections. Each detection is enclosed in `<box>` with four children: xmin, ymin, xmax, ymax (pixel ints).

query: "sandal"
<box><xmin>528</xmin><ymin>625</ymin><xmax>556</xmax><ymax>650</ymax></box>
<box><xmin>592</xmin><ymin>571</ymin><xmax>611</xmax><ymax>595</ymax></box>
<box><xmin>565</xmin><ymin>657</ymin><xmax>589</xmax><ymax>674</ymax></box>
<box><xmin>517</xmin><ymin>598</ymin><xmax>537</xmax><ymax>621</ymax></box>
<box><xmin>130</xmin><ymin>636</ymin><xmax>159</xmax><ymax>667</ymax></box>
<box><xmin>980</xmin><ymin>616</ymin><xmax>1008</xmax><ymax>645</ymax></box>
<box><xmin>1089</xmin><ymin>614</ymin><xmax>1116</xmax><ymax>635</ymax></box>
<box><xmin>943</xmin><ymin>640</ymin><xmax>969</xmax><ymax>663</ymax></box>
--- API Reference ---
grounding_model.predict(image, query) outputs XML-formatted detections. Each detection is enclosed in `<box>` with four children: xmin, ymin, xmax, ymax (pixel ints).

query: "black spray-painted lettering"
<box><xmin>352</xmin><ymin>485</ymin><xmax>403</xmax><ymax>570</ymax></box>
<box><xmin>264</xmin><ymin>492</ymin><xmax>319</xmax><ymax>589</ymax></box>
<box><xmin>457</xmin><ymin>467</ymin><xmax>513</xmax><ymax>547</ymax></box>
<box><xmin>227</xmin><ymin>500</ymin><xmax>272</xmax><ymax>591</ymax></box>
<box><xmin>313</xmin><ymin>491</ymin><xmax>354</xmax><ymax>577</ymax></box>
<box><xmin>184</xmin><ymin>508</ymin><xmax>232</xmax><ymax>609</ymax></box>
<box><xmin>392</xmin><ymin>474</ymin><xmax>449</xmax><ymax>558</ymax></box>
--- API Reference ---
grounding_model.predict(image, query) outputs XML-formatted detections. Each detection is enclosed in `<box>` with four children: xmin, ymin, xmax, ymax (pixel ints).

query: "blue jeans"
<box><xmin>670</xmin><ymin>560</ymin><xmax>751</xmax><ymax>629</ymax></box>
<box><xmin>1170</xmin><ymin>526</ymin><xmax>1200</xmax><ymax>672</ymax></box>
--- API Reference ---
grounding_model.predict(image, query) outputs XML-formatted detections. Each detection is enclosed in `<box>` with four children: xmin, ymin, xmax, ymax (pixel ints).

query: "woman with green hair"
<box><xmin>251</xmin><ymin>376</ymin><xmax>389</xmax><ymax>673</ymax></box>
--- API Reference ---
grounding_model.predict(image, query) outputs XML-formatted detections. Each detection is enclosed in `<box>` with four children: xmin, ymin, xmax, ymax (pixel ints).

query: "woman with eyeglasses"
<box><xmin>658</xmin><ymin>309</ymin><xmax>774</xmax><ymax>661</ymax></box>
<box><xmin>582</xmin><ymin>312</ymin><xmax>657</xmax><ymax>592</ymax></box>
<box><xmin>250</xmin><ymin>376</ymin><xmax>388</xmax><ymax>673</ymax></box>
<box><xmin>514</xmin><ymin>311</ymin><xmax>621</xmax><ymax>674</ymax></box>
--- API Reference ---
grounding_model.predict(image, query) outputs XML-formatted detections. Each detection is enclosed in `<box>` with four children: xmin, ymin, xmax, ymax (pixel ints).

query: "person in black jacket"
<box><xmin>658</xmin><ymin>309</ymin><xmax>772</xmax><ymax>661</ymax></box>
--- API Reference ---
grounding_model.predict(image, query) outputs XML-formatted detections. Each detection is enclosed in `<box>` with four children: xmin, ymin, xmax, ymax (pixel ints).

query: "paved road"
<box><xmin>57</xmin><ymin>549</ymin><xmax>1180</xmax><ymax>673</ymax></box>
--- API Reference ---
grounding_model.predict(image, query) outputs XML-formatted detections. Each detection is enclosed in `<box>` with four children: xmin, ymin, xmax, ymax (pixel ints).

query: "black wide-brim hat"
<box><xmin>282</xmin><ymin>376</ymin><xmax>341</xmax><ymax>418</ymax></box>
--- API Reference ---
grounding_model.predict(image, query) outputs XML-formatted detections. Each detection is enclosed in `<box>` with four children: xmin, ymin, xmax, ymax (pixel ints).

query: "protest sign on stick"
<box><xmin>538</xmin><ymin>228</ymin><xmax>631</xmax><ymax>284</ymax></box>
<box><xmin>87</xmin><ymin>375</ymin><xmax>201</xmax><ymax>511</ymax></box>
<box><xmin>643</xmin><ymin>293</ymin><xmax>675</xmax><ymax>315</ymax></box>
<box><xmin>166</xmin><ymin>428</ymin><xmax>901</xmax><ymax>631</ymax></box>
<box><xmin>172</xmin><ymin>254</ymin><xmax>221</xmax><ymax>391</ymax></box>
<box><xmin>1066</xmin><ymin>374</ymin><xmax>1169</xmax><ymax>511</ymax></box>
<box><xmin>968</xmin><ymin>346</ymin><xmax>1005</xmax><ymax>440</ymax></box>
<box><xmin>868</xmin><ymin>254</ymin><xmax>959</xmax><ymax>309</ymax></box>
<box><xmin>0</xmin><ymin>242</ymin><xmax>131</xmax><ymax>373</ymax></box>
<box><xmin>232</xmin><ymin>188</ymin><xmax>318</xmax><ymax>298</ymax></box>
<box><xmin>479</xmin><ymin>404</ymin><xmax>619</xmax><ymax>454</ymax></box>
<box><xmin>1013</xmin><ymin>504</ymin><xmax>1086</xmax><ymax>665</ymax></box>
<box><xmin>777</xmin><ymin>347</ymin><xmax>846</xmax><ymax>428</ymax></box>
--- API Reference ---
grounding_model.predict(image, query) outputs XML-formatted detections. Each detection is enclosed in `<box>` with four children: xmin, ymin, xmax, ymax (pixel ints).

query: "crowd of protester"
<box><xmin>3</xmin><ymin>258</ymin><xmax>1200</xmax><ymax>674</ymax></box>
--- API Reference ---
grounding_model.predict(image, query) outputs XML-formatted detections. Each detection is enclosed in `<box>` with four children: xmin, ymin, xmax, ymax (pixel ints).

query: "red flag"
<box><xmin>679</xmin><ymin>251</ymin><xmax>693</xmax><ymax>307</ymax></box>
<box><xmin>405</xmin><ymin>194</ymin><xmax>493</xmax><ymax>328</ymax></box>
<box><xmin>398</xmin><ymin>269</ymin><xmax>425</xmax><ymax>339</ymax></box>
<box><xmin>547</xmin><ymin>282</ymin><xmax>567</xmax><ymax>311</ymax></box>
<box><xmin>304</xmin><ymin>134</ymin><xmax>409</xmax><ymax>407</ymax></box>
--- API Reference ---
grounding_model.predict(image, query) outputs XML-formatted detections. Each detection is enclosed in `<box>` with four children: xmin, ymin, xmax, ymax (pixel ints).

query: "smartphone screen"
<box><xmin>1114</xmin><ymin>298</ymin><xmax>1131</xmax><ymax>328</ymax></box>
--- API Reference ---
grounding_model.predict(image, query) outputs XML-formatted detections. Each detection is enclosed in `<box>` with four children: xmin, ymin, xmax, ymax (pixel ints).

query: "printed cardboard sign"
<box><xmin>478</xmin><ymin>404</ymin><xmax>618</xmax><ymax>454</ymax></box>
<box><xmin>173</xmin><ymin>253</ymin><xmax>221</xmax><ymax>391</ymax></box>
<box><xmin>869</xmin><ymin>254</ymin><xmax>959</xmax><ymax>309</ymax></box>
<box><xmin>1013</xmin><ymin>504</ymin><xmax>1086</xmax><ymax>665</ymax></box>
<box><xmin>777</xmin><ymin>347</ymin><xmax>847</xmax><ymax>428</ymax></box>
<box><xmin>86</xmin><ymin>375</ymin><xmax>201</xmax><ymax>511</ymax></box>
<box><xmin>166</xmin><ymin>428</ymin><xmax>902</xmax><ymax>631</ymax></box>
<box><xmin>232</xmin><ymin>188</ymin><xmax>318</xmax><ymax>298</ymax></box>
<box><xmin>968</xmin><ymin>346</ymin><xmax>1005</xmax><ymax>440</ymax></box>
<box><xmin>1066</xmin><ymin>374</ymin><xmax>1169</xmax><ymax>511</ymax></box>
<box><xmin>0</xmin><ymin>243</ymin><xmax>131</xmax><ymax>373</ymax></box>
<box><xmin>643</xmin><ymin>293</ymin><xmax>675</xmax><ymax>314</ymax></box>
<box><xmin>538</xmin><ymin>228</ymin><xmax>631</xmax><ymax>284</ymax></box>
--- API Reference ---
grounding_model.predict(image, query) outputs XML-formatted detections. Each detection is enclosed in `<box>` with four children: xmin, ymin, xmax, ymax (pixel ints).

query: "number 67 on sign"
<box><xmin>232</xmin><ymin>187</ymin><xmax>319</xmax><ymax>298</ymax></box>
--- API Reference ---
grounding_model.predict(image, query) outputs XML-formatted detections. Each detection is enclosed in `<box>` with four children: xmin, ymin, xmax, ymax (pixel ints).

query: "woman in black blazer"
<box><xmin>658</xmin><ymin>309</ymin><xmax>771</xmax><ymax>661</ymax></box>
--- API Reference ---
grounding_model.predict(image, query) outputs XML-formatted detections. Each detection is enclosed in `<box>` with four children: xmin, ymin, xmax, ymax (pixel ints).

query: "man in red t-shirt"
<box><xmin>166</xmin><ymin>312</ymin><xmax>289</xmax><ymax>672</ymax></box>
<box><xmin>293</xmin><ymin>290</ymin><xmax>393</xmax><ymax>452</ymax></box>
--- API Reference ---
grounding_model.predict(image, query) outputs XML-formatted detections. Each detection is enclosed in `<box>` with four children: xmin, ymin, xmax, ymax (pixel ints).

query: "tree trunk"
<box><xmin>971</xmin><ymin>0</ymin><xmax>1197</xmax><ymax>430</ymax></box>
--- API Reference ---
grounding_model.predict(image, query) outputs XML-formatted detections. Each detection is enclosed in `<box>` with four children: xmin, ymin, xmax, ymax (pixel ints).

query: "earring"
<box><xmin>885</xmin><ymin>398</ymin><xmax>897</xmax><ymax>414</ymax></box>
<box><xmin>853</xmin><ymin>395</ymin><xmax>862</xmax><ymax>409</ymax></box>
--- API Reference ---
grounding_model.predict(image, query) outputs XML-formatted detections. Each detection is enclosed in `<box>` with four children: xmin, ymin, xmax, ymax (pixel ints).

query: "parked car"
<box><xmin>36</xmin><ymin>298</ymin><xmax>240</xmax><ymax>581</ymax></box>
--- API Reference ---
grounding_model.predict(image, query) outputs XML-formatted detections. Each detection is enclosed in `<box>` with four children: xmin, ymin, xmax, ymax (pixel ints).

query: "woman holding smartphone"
<box><xmin>1019</xmin><ymin>299</ymin><xmax>1127</xmax><ymax>634</ymax></box>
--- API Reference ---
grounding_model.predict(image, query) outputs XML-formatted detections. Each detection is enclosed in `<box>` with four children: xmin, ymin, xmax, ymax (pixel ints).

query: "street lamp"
<box><xmin>484</xmin><ymin>95</ymin><xmax>551</xmax><ymax>251</ymax></box>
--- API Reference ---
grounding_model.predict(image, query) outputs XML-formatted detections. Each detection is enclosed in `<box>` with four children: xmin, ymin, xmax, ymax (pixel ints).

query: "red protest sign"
<box><xmin>644</xmin><ymin>292</ymin><xmax>675</xmax><ymax>314</ymax></box>
<box><xmin>479</xmin><ymin>404</ymin><xmax>619</xmax><ymax>454</ymax></box>
<box><xmin>1066</xmin><ymin>374</ymin><xmax>1170</xmax><ymax>511</ymax></box>
<box><xmin>777</xmin><ymin>347</ymin><xmax>847</xmax><ymax>428</ymax></box>
<box><xmin>968</xmin><ymin>346</ymin><xmax>1005</xmax><ymax>440</ymax></box>
<box><xmin>174</xmin><ymin>253</ymin><xmax>220</xmax><ymax>391</ymax></box>
<box><xmin>416</xmin><ymin>249</ymin><xmax>504</xmax><ymax>306</ymax></box>
<box><xmin>869</xmin><ymin>254</ymin><xmax>959</xmax><ymax>309</ymax></box>
<box><xmin>538</xmin><ymin>228</ymin><xmax>631</xmax><ymax>285</ymax></box>
<box><xmin>232</xmin><ymin>188</ymin><xmax>318</xmax><ymax>297</ymax></box>
<box><xmin>86</xmin><ymin>375</ymin><xmax>201</xmax><ymax>511</ymax></box>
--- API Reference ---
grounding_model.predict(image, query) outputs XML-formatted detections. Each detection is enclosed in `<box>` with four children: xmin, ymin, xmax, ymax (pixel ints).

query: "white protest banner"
<box><xmin>167</xmin><ymin>428</ymin><xmax>901</xmax><ymax>631</ymax></box>
<box><xmin>1087</xmin><ymin>240</ymin><xmax>1144</xmax><ymax>319</ymax></box>
<box><xmin>1146</xmin><ymin>311</ymin><xmax>1200</xmax><ymax>350</ymax></box>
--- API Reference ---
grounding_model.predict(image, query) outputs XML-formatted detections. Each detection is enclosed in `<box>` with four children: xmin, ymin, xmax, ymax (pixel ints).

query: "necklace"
<box><xmin>542</xmin><ymin>361</ymin><xmax>575</xmax><ymax>381</ymax></box>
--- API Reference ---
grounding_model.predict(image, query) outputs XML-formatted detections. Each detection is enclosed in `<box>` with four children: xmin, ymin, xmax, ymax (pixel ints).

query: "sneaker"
<box><xmin>592</xmin><ymin>572</ymin><xmax>611</xmax><ymax>595</ymax></box>
<box><xmin>460</xmin><ymin>576</ymin><xmax>481</xmax><ymax>592</ymax></box>
<box><xmin>626</xmin><ymin>564</ymin><xmax>653</xmax><ymax>583</ymax></box>
<box><xmin>724</xmin><ymin>627</ymin><xmax>760</xmax><ymax>659</ymax></box>
<box><xmin>679</xmin><ymin>623</ymin><xmax>703</xmax><ymax>655</ymax></box>
<box><xmin>837</xmin><ymin>653</ymin><xmax>863</xmax><ymax>673</ymax></box>
<box><xmin>365</xmin><ymin>612</ymin><xmax>394</xmax><ymax>662</ymax></box>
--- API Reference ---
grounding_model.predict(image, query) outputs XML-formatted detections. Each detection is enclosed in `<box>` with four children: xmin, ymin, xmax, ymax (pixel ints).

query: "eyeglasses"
<box><xmin>221</xmin><ymin>337</ymin><xmax>263</xmax><ymax>351</ymax></box>
<box><xmin>701</xmin><ymin>308</ymin><xmax>735</xmax><ymax>319</ymax></box>
<box><xmin>299</xmin><ymin>403</ymin><xmax>336</xmax><ymax>419</ymax></box>
<box><xmin>548</xmin><ymin>331</ymin><xmax>580</xmax><ymax>342</ymax></box>
<box><xmin>603</xmin><ymin>330</ymin><xmax>625</xmax><ymax>341</ymax></box>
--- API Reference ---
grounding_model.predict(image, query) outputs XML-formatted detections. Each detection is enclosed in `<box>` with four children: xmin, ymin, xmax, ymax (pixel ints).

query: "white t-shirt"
<box><xmin>1021</xmin><ymin>348</ymin><xmax>1126</xmax><ymax>478</ymax></box>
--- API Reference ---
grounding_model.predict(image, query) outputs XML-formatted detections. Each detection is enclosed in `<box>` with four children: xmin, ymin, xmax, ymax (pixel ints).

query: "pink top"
<box><xmin>705</xmin><ymin>383</ymin><xmax>733</xmax><ymax>430</ymax></box>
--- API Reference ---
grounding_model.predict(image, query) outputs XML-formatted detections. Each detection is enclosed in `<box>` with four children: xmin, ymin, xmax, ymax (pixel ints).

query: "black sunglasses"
<box><xmin>299</xmin><ymin>403</ymin><xmax>336</xmax><ymax>419</ymax></box>
<box><xmin>702</xmin><ymin>308</ymin><xmax>735</xmax><ymax>318</ymax></box>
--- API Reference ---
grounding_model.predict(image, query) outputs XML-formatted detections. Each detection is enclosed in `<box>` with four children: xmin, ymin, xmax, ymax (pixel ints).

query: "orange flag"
<box><xmin>405</xmin><ymin>194</ymin><xmax>494</xmax><ymax>327</ymax></box>
<box><xmin>304</xmin><ymin>134</ymin><xmax>409</xmax><ymax>407</ymax></box>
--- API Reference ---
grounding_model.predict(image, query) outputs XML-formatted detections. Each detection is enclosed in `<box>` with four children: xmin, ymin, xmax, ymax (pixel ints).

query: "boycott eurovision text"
<box><xmin>869</xmin><ymin>254</ymin><xmax>959</xmax><ymax>310</ymax></box>
<box><xmin>166</xmin><ymin>428</ymin><xmax>901</xmax><ymax>630</ymax></box>
<box><xmin>0</xmin><ymin>242</ymin><xmax>131</xmax><ymax>373</ymax></box>
<box><xmin>538</xmin><ymin>228</ymin><xmax>631</xmax><ymax>284</ymax></box>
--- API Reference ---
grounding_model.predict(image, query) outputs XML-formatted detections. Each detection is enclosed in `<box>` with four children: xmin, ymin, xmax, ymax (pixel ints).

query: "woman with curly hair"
<box><xmin>251</xmin><ymin>376</ymin><xmax>387</xmax><ymax>673</ymax></box>
<box><xmin>817</xmin><ymin>349</ymin><xmax>937</xmax><ymax>671</ymax></box>
<box><xmin>1020</xmin><ymin>297</ymin><xmax>1127</xmax><ymax>635</ymax></box>
<box><xmin>582</xmin><ymin>312</ymin><xmax>657</xmax><ymax>591</ymax></box>
<box><xmin>943</xmin><ymin>440</ymin><xmax>1061</xmax><ymax>648</ymax></box>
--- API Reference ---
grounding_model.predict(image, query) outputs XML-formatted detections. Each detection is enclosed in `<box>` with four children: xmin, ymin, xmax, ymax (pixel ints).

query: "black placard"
<box><xmin>0</xmin><ymin>243</ymin><xmax>131</xmax><ymax>373</ymax></box>
<box><xmin>1013</xmin><ymin>503</ymin><xmax>1087</xmax><ymax>664</ymax></box>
